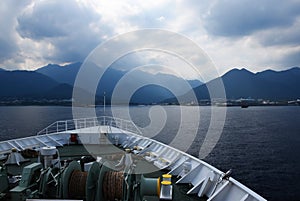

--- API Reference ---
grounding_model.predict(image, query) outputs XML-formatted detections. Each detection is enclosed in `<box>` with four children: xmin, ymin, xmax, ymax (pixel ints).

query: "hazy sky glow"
<box><xmin>1</xmin><ymin>0</ymin><xmax>300</xmax><ymax>77</ymax></box>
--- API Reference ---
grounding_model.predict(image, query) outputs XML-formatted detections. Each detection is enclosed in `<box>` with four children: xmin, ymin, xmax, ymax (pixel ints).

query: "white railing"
<box><xmin>37</xmin><ymin>116</ymin><xmax>142</xmax><ymax>136</ymax></box>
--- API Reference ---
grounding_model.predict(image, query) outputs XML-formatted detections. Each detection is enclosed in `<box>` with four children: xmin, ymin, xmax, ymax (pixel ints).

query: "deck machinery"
<box><xmin>1</xmin><ymin>146</ymin><xmax>170</xmax><ymax>201</ymax></box>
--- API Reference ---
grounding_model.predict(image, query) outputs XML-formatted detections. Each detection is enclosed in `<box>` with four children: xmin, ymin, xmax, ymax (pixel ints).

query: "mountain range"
<box><xmin>0</xmin><ymin>63</ymin><xmax>299</xmax><ymax>105</ymax></box>
<box><xmin>0</xmin><ymin>63</ymin><xmax>202</xmax><ymax>104</ymax></box>
<box><xmin>178</xmin><ymin>67</ymin><xmax>300</xmax><ymax>102</ymax></box>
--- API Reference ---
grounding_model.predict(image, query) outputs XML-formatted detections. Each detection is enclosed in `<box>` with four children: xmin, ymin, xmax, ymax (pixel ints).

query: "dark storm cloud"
<box><xmin>17</xmin><ymin>0</ymin><xmax>95</xmax><ymax>39</ymax></box>
<box><xmin>16</xmin><ymin>0</ymin><xmax>112</xmax><ymax>63</ymax></box>
<box><xmin>257</xmin><ymin>23</ymin><xmax>300</xmax><ymax>47</ymax></box>
<box><xmin>0</xmin><ymin>0</ymin><xmax>31</xmax><ymax>63</ymax></box>
<box><xmin>203</xmin><ymin>0</ymin><xmax>300</xmax><ymax>37</ymax></box>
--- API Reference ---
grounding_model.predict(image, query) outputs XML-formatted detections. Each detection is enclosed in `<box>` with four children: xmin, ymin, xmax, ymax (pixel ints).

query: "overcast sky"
<box><xmin>1</xmin><ymin>0</ymin><xmax>300</xmax><ymax>77</ymax></box>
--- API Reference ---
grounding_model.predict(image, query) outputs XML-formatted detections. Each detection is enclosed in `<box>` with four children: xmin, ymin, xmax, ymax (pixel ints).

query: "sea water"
<box><xmin>0</xmin><ymin>105</ymin><xmax>299</xmax><ymax>201</ymax></box>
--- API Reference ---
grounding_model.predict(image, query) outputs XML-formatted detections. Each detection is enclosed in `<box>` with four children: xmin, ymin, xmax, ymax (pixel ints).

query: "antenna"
<box><xmin>103</xmin><ymin>91</ymin><xmax>106</xmax><ymax>114</ymax></box>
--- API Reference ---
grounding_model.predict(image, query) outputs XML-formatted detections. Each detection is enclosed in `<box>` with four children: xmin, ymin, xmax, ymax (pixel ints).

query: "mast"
<box><xmin>103</xmin><ymin>91</ymin><xmax>106</xmax><ymax>114</ymax></box>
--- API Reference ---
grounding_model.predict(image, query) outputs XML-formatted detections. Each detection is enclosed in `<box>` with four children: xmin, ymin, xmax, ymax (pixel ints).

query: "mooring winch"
<box><xmin>7</xmin><ymin>146</ymin><xmax>173</xmax><ymax>201</ymax></box>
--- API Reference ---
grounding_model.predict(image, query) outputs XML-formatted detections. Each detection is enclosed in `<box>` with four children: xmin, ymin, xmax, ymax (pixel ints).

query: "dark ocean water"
<box><xmin>0</xmin><ymin>105</ymin><xmax>299</xmax><ymax>201</ymax></box>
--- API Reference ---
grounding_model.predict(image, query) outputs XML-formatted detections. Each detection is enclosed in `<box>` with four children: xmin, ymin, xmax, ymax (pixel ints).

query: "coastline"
<box><xmin>0</xmin><ymin>102</ymin><xmax>299</xmax><ymax>107</ymax></box>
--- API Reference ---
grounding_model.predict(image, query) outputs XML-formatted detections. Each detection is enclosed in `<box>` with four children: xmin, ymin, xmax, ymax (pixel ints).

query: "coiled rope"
<box><xmin>68</xmin><ymin>170</ymin><xmax>88</xmax><ymax>199</ymax></box>
<box><xmin>103</xmin><ymin>171</ymin><xmax>124</xmax><ymax>200</ymax></box>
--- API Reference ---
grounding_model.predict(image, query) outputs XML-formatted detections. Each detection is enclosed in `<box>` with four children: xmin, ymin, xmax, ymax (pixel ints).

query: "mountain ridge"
<box><xmin>36</xmin><ymin>62</ymin><xmax>203</xmax><ymax>104</ymax></box>
<box><xmin>0</xmin><ymin>70</ymin><xmax>59</xmax><ymax>98</ymax></box>
<box><xmin>0</xmin><ymin>63</ymin><xmax>299</xmax><ymax>105</ymax></box>
<box><xmin>182</xmin><ymin>66</ymin><xmax>300</xmax><ymax>102</ymax></box>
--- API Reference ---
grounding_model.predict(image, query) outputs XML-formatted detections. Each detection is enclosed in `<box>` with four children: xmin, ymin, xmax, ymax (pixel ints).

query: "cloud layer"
<box><xmin>203</xmin><ymin>0</ymin><xmax>300</xmax><ymax>37</ymax></box>
<box><xmin>0</xmin><ymin>0</ymin><xmax>299</xmax><ymax>76</ymax></box>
